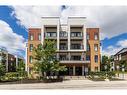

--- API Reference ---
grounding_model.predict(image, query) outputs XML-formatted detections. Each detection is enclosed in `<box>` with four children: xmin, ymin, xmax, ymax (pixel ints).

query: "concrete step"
<box><xmin>64</xmin><ymin>76</ymin><xmax>87</xmax><ymax>80</ymax></box>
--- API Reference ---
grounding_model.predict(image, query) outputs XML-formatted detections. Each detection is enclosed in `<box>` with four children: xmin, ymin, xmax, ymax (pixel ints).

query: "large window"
<box><xmin>29</xmin><ymin>44</ymin><xmax>33</xmax><ymax>52</ymax></box>
<box><xmin>94</xmin><ymin>55</ymin><xmax>98</xmax><ymax>63</ymax></box>
<box><xmin>38</xmin><ymin>33</ymin><xmax>41</xmax><ymax>40</ymax></box>
<box><xmin>29</xmin><ymin>34</ymin><xmax>34</xmax><ymax>40</ymax></box>
<box><xmin>94</xmin><ymin>33</ymin><xmax>98</xmax><ymax>40</ymax></box>
<box><xmin>71</xmin><ymin>44</ymin><xmax>81</xmax><ymax>49</ymax></box>
<box><xmin>95</xmin><ymin>67</ymin><xmax>98</xmax><ymax>72</ymax></box>
<box><xmin>94</xmin><ymin>44</ymin><xmax>98</xmax><ymax>52</ymax></box>
<box><xmin>46</xmin><ymin>32</ymin><xmax>57</xmax><ymax>37</ymax></box>
<box><xmin>71</xmin><ymin>32</ymin><xmax>82</xmax><ymax>37</ymax></box>
<box><xmin>87</xmin><ymin>44</ymin><xmax>90</xmax><ymax>51</ymax></box>
<box><xmin>59</xmin><ymin>55</ymin><xmax>67</xmax><ymax>61</ymax></box>
<box><xmin>71</xmin><ymin>55</ymin><xmax>81</xmax><ymax>61</ymax></box>
<box><xmin>60</xmin><ymin>31</ymin><xmax>67</xmax><ymax>37</ymax></box>
<box><xmin>87</xmin><ymin>33</ymin><xmax>90</xmax><ymax>40</ymax></box>
<box><xmin>86</xmin><ymin>55</ymin><xmax>90</xmax><ymax>61</ymax></box>
<box><xmin>60</xmin><ymin>43</ymin><xmax>67</xmax><ymax>50</ymax></box>
<box><xmin>29</xmin><ymin>56</ymin><xmax>33</xmax><ymax>63</ymax></box>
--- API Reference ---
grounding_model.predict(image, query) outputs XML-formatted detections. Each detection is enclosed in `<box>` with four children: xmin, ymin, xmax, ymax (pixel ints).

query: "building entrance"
<box><xmin>75</xmin><ymin>67</ymin><xmax>82</xmax><ymax>76</ymax></box>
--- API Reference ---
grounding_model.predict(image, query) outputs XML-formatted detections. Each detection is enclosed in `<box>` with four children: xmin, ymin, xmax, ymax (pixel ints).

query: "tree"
<box><xmin>101</xmin><ymin>55</ymin><xmax>111</xmax><ymax>71</ymax></box>
<box><xmin>119</xmin><ymin>60</ymin><xmax>127</xmax><ymax>71</ymax></box>
<box><xmin>0</xmin><ymin>64</ymin><xmax>6</xmax><ymax>78</ymax></box>
<box><xmin>33</xmin><ymin>39</ymin><xmax>66</xmax><ymax>79</ymax></box>
<box><xmin>16</xmin><ymin>60</ymin><xmax>26</xmax><ymax>78</ymax></box>
<box><xmin>0</xmin><ymin>52</ymin><xmax>6</xmax><ymax>79</ymax></box>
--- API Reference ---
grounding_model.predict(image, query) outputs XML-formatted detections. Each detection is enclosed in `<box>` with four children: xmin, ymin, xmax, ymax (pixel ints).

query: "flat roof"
<box><xmin>41</xmin><ymin>17</ymin><xmax>60</xmax><ymax>19</ymax></box>
<box><xmin>68</xmin><ymin>17</ymin><xmax>86</xmax><ymax>19</ymax></box>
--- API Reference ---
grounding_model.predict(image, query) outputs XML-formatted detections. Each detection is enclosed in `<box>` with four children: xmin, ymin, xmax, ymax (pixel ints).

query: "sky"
<box><xmin>0</xmin><ymin>6</ymin><xmax>127</xmax><ymax>58</ymax></box>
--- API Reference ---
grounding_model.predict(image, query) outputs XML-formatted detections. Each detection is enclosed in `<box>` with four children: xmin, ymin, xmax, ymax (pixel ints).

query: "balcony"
<box><xmin>59</xmin><ymin>43</ymin><xmax>68</xmax><ymax>51</ymax></box>
<box><xmin>71</xmin><ymin>44</ymin><xmax>83</xmax><ymax>50</ymax></box>
<box><xmin>59</xmin><ymin>55</ymin><xmax>90</xmax><ymax>64</ymax></box>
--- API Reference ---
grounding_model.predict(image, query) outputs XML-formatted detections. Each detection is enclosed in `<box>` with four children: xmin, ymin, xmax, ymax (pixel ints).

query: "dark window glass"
<box><xmin>94</xmin><ymin>55</ymin><xmax>98</xmax><ymax>63</ymax></box>
<box><xmin>29</xmin><ymin>34</ymin><xmax>34</xmax><ymax>40</ymax></box>
<box><xmin>86</xmin><ymin>55</ymin><xmax>90</xmax><ymax>61</ymax></box>
<box><xmin>29</xmin><ymin>56</ymin><xmax>33</xmax><ymax>63</ymax></box>
<box><xmin>29</xmin><ymin>44</ymin><xmax>33</xmax><ymax>52</ymax></box>
<box><xmin>38</xmin><ymin>33</ymin><xmax>41</xmax><ymax>40</ymax></box>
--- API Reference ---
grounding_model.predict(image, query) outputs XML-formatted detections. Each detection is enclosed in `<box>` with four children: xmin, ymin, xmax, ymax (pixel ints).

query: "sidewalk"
<box><xmin>0</xmin><ymin>79</ymin><xmax>127</xmax><ymax>89</ymax></box>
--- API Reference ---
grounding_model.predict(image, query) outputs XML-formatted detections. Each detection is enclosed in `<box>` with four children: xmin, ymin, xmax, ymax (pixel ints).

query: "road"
<box><xmin>0</xmin><ymin>79</ymin><xmax>127</xmax><ymax>89</ymax></box>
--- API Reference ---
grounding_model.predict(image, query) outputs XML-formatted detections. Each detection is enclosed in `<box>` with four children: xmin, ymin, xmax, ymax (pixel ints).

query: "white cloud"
<box><xmin>102</xmin><ymin>39</ymin><xmax>127</xmax><ymax>56</ymax></box>
<box><xmin>117</xmin><ymin>39</ymin><xmax>127</xmax><ymax>47</ymax></box>
<box><xmin>61</xmin><ymin>6</ymin><xmax>127</xmax><ymax>40</ymax></box>
<box><xmin>0</xmin><ymin>20</ymin><xmax>26</xmax><ymax>56</ymax></box>
<box><xmin>11</xmin><ymin>6</ymin><xmax>61</xmax><ymax>28</ymax></box>
<box><xmin>11</xmin><ymin>6</ymin><xmax>127</xmax><ymax>40</ymax></box>
<box><xmin>10</xmin><ymin>6</ymin><xmax>127</xmax><ymax>56</ymax></box>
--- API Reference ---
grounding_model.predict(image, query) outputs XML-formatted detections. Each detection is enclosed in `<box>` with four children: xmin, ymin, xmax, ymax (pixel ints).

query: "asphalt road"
<box><xmin>0</xmin><ymin>79</ymin><xmax>127</xmax><ymax>89</ymax></box>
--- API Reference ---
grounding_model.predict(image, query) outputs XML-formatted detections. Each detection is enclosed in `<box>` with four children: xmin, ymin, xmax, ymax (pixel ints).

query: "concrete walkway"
<box><xmin>0</xmin><ymin>79</ymin><xmax>127</xmax><ymax>89</ymax></box>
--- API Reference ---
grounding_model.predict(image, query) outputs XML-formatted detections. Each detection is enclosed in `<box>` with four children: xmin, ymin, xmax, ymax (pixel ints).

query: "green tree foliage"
<box><xmin>119</xmin><ymin>60</ymin><xmax>127</xmax><ymax>71</ymax></box>
<box><xmin>101</xmin><ymin>55</ymin><xmax>111</xmax><ymax>71</ymax></box>
<box><xmin>0</xmin><ymin>64</ymin><xmax>6</xmax><ymax>78</ymax></box>
<box><xmin>17</xmin><ymin>60</ymin><xmax>27</xmax><ymax>78</ymax></box>
<box><xmin>0</xmin><ymin>52</ymin><xmax>6</xmax><ymax>79</ymax></box>
<box><xmin>32</xmin><ymin>39</ymin><xmax>66</xmax><ymax>79</ymax></box>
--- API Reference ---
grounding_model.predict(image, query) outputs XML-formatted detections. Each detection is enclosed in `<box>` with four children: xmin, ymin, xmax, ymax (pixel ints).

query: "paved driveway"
<box><xmin>0</xmin><ymin>79</ymin><xmax>127</xmax><ymax>89</ymax></box>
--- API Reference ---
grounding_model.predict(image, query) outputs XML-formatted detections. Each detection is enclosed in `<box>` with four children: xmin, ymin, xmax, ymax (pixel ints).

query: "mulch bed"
<box><xmin>0</xmin><ymin>78</ymin><xmax>64</xmax><ymax>85</ymax></box>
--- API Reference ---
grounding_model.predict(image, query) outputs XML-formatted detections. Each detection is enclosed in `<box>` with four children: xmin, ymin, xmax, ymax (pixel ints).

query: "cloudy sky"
<box><xmin>0</xmin><ymin>6</ymin><xmax>127</xmax><ymax>57</ymax></box>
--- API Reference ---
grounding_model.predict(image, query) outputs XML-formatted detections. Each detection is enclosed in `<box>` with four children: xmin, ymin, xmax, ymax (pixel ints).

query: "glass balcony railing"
<box><xmin>59</xmin><ymin>46</ymin><xmax>68</xmax><ymax>50</ymax></box>
<box><xmin>71</xmin><ymin>45</ymin><xmax>83</xmax><ymax>49</ymax></box>
<box><xmin>60</xmin><ymin>32</ymin><xmax>68</xmax><ymax>37</ymax></box>
<box><xmin>45</xmin><ymin>32</ymin><xmax>57</xmax><ymax>38</ymax></box>
<box><xmin>71</xmin><ymin>32</ymin><xmax>82</xmax><ymax>37</ymax></box>
<box><xmin>59</xmin><ymin>56</ymin><xmax>85</xmax><ymax>61</ymax></box>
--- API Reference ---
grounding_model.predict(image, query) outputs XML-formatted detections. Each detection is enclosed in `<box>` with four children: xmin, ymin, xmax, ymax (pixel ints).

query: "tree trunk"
<box><xmin>43</xmin><ymin>72</ymin><xmax>47</xmax><ymax>79</ymax></box>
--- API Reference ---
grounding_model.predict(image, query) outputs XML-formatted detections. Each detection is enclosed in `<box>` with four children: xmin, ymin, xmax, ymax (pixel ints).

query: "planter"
<box><xmin>105</xmin><ymin>78</ymin><xmax>110</xmax><ymax>81</ymax></box>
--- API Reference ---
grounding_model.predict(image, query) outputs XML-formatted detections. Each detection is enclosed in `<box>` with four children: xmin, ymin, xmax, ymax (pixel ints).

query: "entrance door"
<box><xmin>69</xmin><ymin>67</ymin><xmax>73</xmax><ymax>76</ymax></box>
<box><xmin>75</xmin><ymin>67</ymin><xmax>82</xmax><ymax>76</ymax></box>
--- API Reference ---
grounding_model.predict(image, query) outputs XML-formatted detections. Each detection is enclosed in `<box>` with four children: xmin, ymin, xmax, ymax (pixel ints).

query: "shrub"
<box><xmin>88</xmin><ymin>71</ymin><xmax>116</xmax><ymax>80</ymax></box>
<box><xmin>0</xmin><ymin>72</ymin><xmax>28</xmax><ymax>82</ymax></box>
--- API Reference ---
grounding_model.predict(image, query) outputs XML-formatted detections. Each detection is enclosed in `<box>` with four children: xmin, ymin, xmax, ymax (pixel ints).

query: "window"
<box><xmin>38</xmin><ymin>33</ymin><xmax>41</xmax><ymax>40</ymax></box>
<box><xmin>86</xmin><ymin>55</ymin><xmax>90</xmax><ymax>61</ymax></box>
<box><xmin>94</xmin><ymin>55</ymin><xmax>98</xmax><ymax>63</ymax></box>
<box><xmin>87</xmin><ymin>33</ymin><xmax>90</xmax><ymax>40</ymax></box>
<box><xmin>71</xmin><ymin>44</ymin><xmax>81</xmax><ymax>49</ymax></box>
<box><xmin>60</xmin><ymin>31</ymin><xmax>67</xmax><ymax>37</ymax></box>
<box><xmin>87</xmin><ymin>44</ymin><xmax>90</xmax><ymax>51</ymax></box>
<box><xmin>29</xmin><ymin>56</ymin><xmax>33</xmax><ymax>63</ymax></box>
<box><xmin>46</xmin><ymin>32</ymin><xmax>56</xmax><ymax>37</ymax></box>
<box><xmin>94</xmin><ymin>44</ymin><xmax>98</xmax><ymax>52</ymax></box>
<box><xmin>71</xmin><ymin>32</ymin><xmax>82</xmax><ymax>37</ymax></box>
<box><xmin>29</xmin><ymin>44</ymin><xmax>33</xmax><ymax>52</ymax></box>
<box><xmin>52</xmin><ymin>32</ymin><xmax>57</xmax><ymax>37</ymax></box>
<box><xmin>94</xmin><ymin>33</ymin><xmax>98</xmax><ymax>40</ymax></box>
<box><xmin>95</xmin><ymin>67</ymin><xmax>98</xmax><ymax>72</ymax></box>
<box><xmin>29</xmin><ymin>34</ymin><xmax>34</xmax><ymax>40</ymax></box>
<box><xmin>60</xmin><ymin>43</ymin><xmax>67</xmax><ymax>50</ymax></box>
<box><xmin>46</xmin><ymin>33</ymin><xmax>50</xmax><ymax>37</ymax></box>
<box><xmin>71</xmin><ymin>56</ymin><xmax>81</xmax><ymax>60</ymax></box>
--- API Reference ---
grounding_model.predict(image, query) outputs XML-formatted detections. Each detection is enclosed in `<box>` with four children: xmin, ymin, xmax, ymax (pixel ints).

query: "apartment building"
<box><xmin>27</xmin><ymin>17</ymin><xmax>100</xmax><ymax>76</ymax></box>
<box><xmin>0</xmin><ymin>47</ymin><xmax>24</xmax><ymax>72</ymax></box>
<box><xmin>113</xmin><ymin>48</ymin><xmax>127</xmax><ymax>71</ymax></box>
